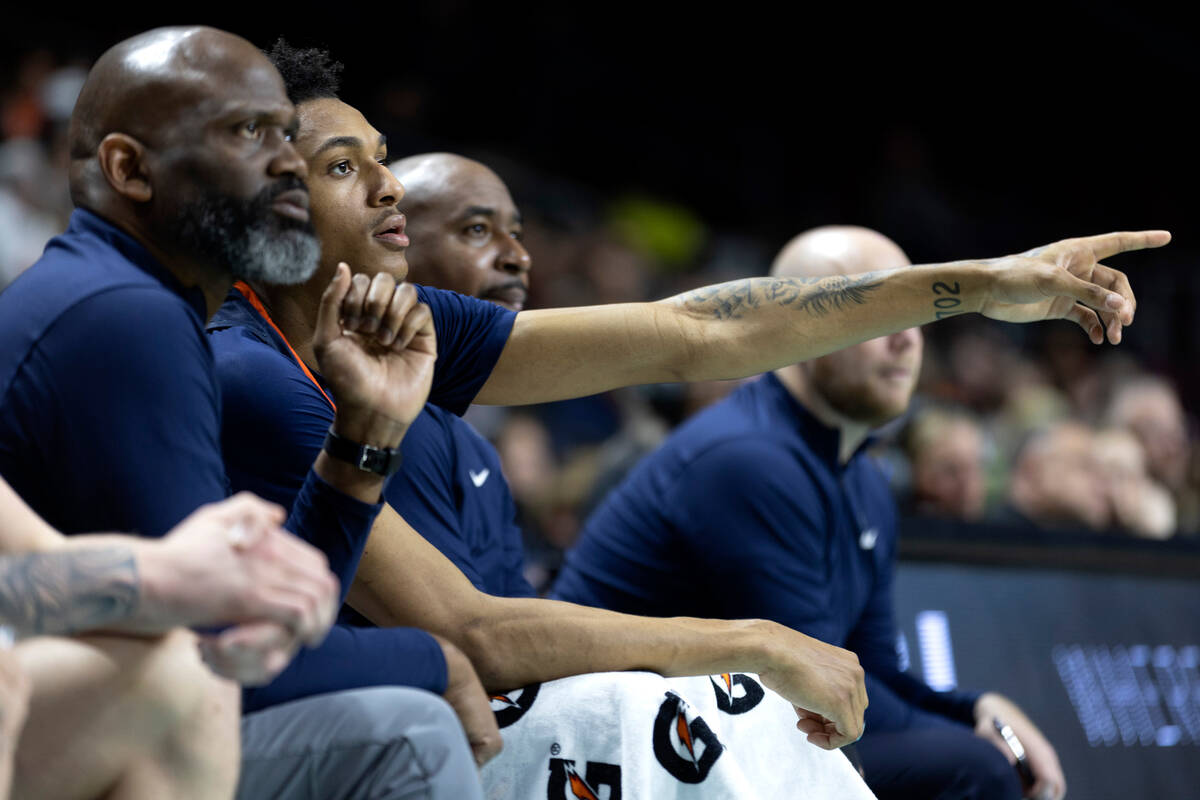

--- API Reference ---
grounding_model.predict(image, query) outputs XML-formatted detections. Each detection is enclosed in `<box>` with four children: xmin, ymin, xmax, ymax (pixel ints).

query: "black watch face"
<box><xmin>362</xmin><ymin>448</ymin><xmax>387</xmax><ymax>474</ymax></box>
<box><xmin>361</xmin><ymin>443</ymin><xmax>402</xmax><ymax>477</ymax></box>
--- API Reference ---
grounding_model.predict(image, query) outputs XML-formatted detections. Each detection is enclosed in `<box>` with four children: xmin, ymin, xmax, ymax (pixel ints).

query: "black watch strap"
<box><xmin>322</xmin><ymin>429</ymin><xmax>404</xmax><ymax>477</ymax></box>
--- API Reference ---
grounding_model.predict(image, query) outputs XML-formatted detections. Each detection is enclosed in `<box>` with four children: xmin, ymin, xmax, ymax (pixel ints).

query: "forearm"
<box><xmin>284</xmin><ymin>470</ymin><xmax>381</xmax><ymax>608</ymax></box>
<box><xmin>434</xmin><ymin>594</ymin><xmax>779</xmax><ymax>692</ymax></box>
<box><xmin>350</xmin><ymin>507</ymin><xmax>796</xmax><ymax>690</ymax></box>
<box><xmin>477</xmin><ymin>262</ymin><xmax>984</xmax><ymax>404</ymax></box>
<box><xmin>664</xmin><ymin>263</ymin><xmax>981</xmax><ymax>381</ymax></box>
<box><xmin>0</xmin><ymin>545</ymin><xmax>140</xmax><ymax>637</ymax></box>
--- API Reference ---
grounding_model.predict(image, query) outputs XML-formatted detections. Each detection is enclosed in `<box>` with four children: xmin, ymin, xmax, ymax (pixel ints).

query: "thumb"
<box><xmin>316</xmin><ymin>263</ymin><xmax>351</xmax><ymax>346</ymax></box>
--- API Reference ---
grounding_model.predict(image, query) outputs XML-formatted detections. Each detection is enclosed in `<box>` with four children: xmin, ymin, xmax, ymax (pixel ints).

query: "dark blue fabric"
<box><xmin>411</xmin><ymin>285</ymin><xmax>519</xmax><ymax>417</ymax></box>
<box><xmin>0</xmin><ymin>209</ymin><xmax>223</xmax><ymax>536</ymax></box>
<box><xmin>207</xmin><ymin>283</ymin><xmax>517</xmax><ymax>708</ymax></box>
<box><xmin>384</xmin><ymin>404</ymin><xmax>535</xmax><ymax>599</ymax></box>
<box><xmin>242</xmin><ymin>623</ymin><xmax>448</xmax><ymax>712</ymax></box>
<box><xmin>857</xmin><ymin>726</ymin><xmax>1023</xmax><ymax>800</ymax></box>
<box><xmin>552</xmin><ymin>372</ymin><xmax>981</xmax><ymax>731</ymax></box>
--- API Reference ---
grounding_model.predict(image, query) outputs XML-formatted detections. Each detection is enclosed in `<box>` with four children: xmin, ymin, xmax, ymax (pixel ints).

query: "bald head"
<box><xmin>69</xmin><ymin>27</ymin><xmax>285</xmax><ymax>206</ymax></box>
<box><xmin>390</xmin><ymin>153</ymin><xmax>503</xmax><ymax>211</ymax></box>
<box><xmin>390</xmin><ymin>153</ymin><xmax>532</xmax><ymax>311</ymax></box>
<box><xmin>773</xmin><ymin>226</ymin><xmax>921</xmax><ymax>430</ymax></box>
<box><xmin>770</xmin><ymin>225</ymin><xmax>910</xmax><ymax>281</ymax></box>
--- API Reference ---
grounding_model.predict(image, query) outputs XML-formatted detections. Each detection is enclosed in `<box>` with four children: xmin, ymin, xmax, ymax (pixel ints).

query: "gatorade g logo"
<box><xmin>710</xmin><ymin>672</ymin><xmax>765</xmax><ymax>715</ymax></box>
<box><xmin>490</xmin><ymin>682</ymin><xmax>541</xmax><ymax>729</ymax></box>
<box><xmin>652</xmin><ymin>691</ymin><xmax>724</xmax><ymax>783</ymax></box>
<box><xmin>547</xmin><ymin>758</ymin><xmax>622</xmax><ymax>800</ymax></box>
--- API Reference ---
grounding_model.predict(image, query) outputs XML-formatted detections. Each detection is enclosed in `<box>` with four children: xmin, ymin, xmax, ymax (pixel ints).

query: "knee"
<box><xmin>861</xmin><ymin>726</ymin><xmax>1024</xmax><ymax>800</ymax></box>
<box><xmin>131</xmin><ymin>629</ymin><xmax>237</xmax><ymax>733</ymax></box>
<box><xmin>954</xmin><ymin>735</ymin><xmax>1023</xmax><ymax>800</ymax></box>
<box><xmin>340</xmin><ymin>686</ymin><xmax>461</xmax><ymax>743</ymax></box>
<box><xmin>338</xmin><ymin>688</ymin><xmax>473</xmax><ymax>776</ymax></box>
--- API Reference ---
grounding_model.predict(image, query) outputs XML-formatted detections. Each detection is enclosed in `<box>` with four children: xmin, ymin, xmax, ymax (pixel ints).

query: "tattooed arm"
<box><xmin>474</xmin><ymin>230</ymin><xmax>1167</xmax><ymax>405</ymax></box>
<box><xmin>0</xmin><ymin>478</ymin><xmax>140</xmax><ymax>636</ymax></box>
<box><xmin>0</xmin><ymin>548</ymin><xmax>139</xmax><ymax>637</ymax></box>
<box><xmin>0</xmin><ymin>476</ymin><xmax>337</xmax><ymax>650</ymax></box>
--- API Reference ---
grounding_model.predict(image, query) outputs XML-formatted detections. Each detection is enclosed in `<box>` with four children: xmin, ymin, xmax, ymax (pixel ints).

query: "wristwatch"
<box><xmin>322</xmin><ymin>429</ymin><xmax>404</xmax><ymax>477</ymax></box>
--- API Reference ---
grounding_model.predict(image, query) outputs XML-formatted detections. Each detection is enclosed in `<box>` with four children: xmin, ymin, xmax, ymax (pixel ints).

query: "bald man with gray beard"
<box><xmin>556</xmin><ymin>227</ymin><xmax>1067</xmax><ymax>800</ymax></box>
<box><xmin>0</xmin><ymin>27</ymin><xmax>484</xmax><ymax>800</ymax></box>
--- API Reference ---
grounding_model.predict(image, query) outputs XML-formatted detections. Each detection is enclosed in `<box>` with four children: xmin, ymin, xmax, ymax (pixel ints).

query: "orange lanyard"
<box><xmin>232</xmin><ymin>281</ymin><xmax>337</xmax><ymax>412</ymax></box>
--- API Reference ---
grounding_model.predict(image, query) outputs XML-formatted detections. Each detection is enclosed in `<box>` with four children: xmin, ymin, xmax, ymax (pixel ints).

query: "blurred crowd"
<box><xmin>0</xmin><ymin>50</ymin><xmax>80</xmax><ymax>287</ymax></box>
<box><xmin>5</xmin><ymin>48</ymin><xmax>1197</xmax><ymax>596</ymax></box>
<box><xmin>483</xmin><ymin>214</ymin><xmax>1200</xmax><ymax>590</ymax></box>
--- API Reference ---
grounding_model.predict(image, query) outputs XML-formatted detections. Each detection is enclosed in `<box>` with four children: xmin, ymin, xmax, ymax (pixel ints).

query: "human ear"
<box><xmin>96</xmin><ymin>133</ymin><xmax>152</xmax><ymax>203</ymax></box>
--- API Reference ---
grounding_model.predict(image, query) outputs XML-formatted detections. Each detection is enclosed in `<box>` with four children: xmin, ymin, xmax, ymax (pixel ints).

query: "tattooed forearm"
<box><xmin>0</xmin><ymin>547</ymin><xmax>139</xmax><ymax>636</ymax></box>
<box><xmin>931</xmin><ymin>280</ymin><xmax>964</xmax><ymax>319</ymax></box>
<box><xmin>793</xmin><ymin>274</ymin><xmax>886</xmax><ymax>316</ymax></box>
<box><xmin>673</xmin><ymin>274</ymin><xmax>885</xmax><ymax>320</ymax></box>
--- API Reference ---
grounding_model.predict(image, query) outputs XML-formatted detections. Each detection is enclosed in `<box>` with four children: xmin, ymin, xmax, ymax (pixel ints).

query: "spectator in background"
<box><xmin>1004</xmin><ymin>419</ymin><xmax>1179</xmax><ymax>538</ymax></box>
<box><xmin>0</xmin><ymin>50</ymin><xmax>82</xmax><ymax>289</ymax></box>
<box><xmin>0</xmin><ymin>50</ymin><xmax>55</xmax><ymax>140</ymax></box>
<box><xmin>1093</xmin><ymin>427</ymin><xmax>1176</xmax><ymax>538</ymax></box>
<box><xmin>1105</xmin><ymin>375</ymin><xmax>1197</xmax><ymax>530</ymax></box>
<box><xmin>904</xmin><ymin>406</ymin><xmax>989</xmax><ymax>521</ymax></box>
<box><xmin>0</xmin><ymin>139</ymin><xmax>61</xmax><ymax>287</ymax></box>
<box><xmin>1005</xmin><ymin>422</ymin><xmax>1109</xmax><ymax>531</ymax></box>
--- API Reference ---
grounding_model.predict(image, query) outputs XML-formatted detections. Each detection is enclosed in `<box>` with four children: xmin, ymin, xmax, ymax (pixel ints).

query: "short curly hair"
<box><xmin>266</xmin><ymin>37</ymin><xmax>343</xmax><ymax>105</ymax></box>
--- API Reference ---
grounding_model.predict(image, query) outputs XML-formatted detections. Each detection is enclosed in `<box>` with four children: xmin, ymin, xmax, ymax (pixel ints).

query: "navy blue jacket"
<box><xmin>208</xmin><ymin>284</ymin><xmax>517</xmax><ymax>709</ymax></box>
<box><xmin>552</xmin><ymin>372</ymin><xmax>980</xmax><ymax>733</ymax></box>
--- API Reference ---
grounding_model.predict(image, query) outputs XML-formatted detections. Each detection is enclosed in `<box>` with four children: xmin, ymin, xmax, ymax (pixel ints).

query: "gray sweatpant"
<box><xmin>238</xmin><ymin>686</ymin><xmax>484</xmax><ymax>800</ymax></box>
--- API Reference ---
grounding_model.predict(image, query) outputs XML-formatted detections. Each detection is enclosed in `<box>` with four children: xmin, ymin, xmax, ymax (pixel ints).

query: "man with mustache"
<box><xmin>0</xmin><ymin>27</ymin><xmax>484</xmax><ymax>799</ymax></box>
<box><xmin>555</xmin><ymin>227</ymin><xmax>1066</xmax><ymax>800</ymax></box>
<box><xmin>391</xmin><ymin>153</ymin><xmax>532</xmax><ymax>314</ymax></box>
<box><xmin>211</xmin><ymin>39</ymin><xmax>1158</xmax><ymax>784</ymax></box>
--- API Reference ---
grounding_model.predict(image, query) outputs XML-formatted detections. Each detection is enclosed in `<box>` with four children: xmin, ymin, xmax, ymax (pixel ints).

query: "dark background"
<box><xmin>2</xmin><ymin>2</ymin><xmax>1192</xmax><ymax>239</ymax></box>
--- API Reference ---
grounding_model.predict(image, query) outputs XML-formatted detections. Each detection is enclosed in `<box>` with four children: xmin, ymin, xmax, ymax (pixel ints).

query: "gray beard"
<box><xmin>166</xmin><ymin>180</ymin><xmax>320</xmax><ymax>287</ymax></box>
<box><xmin>232</xmin><ymin>225</ymin><xmax>321</xmax><ymax>286</ymax></box>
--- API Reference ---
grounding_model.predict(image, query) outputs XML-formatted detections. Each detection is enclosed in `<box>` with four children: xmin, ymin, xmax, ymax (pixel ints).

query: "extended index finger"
<box><xmin>1080</xmin><ymin>230</ymin><xmax>1171</xmax><ymax>260</ymax></box>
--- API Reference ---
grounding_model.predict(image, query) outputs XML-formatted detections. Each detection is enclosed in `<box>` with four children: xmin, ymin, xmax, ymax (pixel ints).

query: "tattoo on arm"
<box><xmin>0</xmin><ymin>548</ymin><xmax>139</xmax><ymax>636</ymax></box>
<box><xmin>932</xmin><ymin>280</ymin><xmax>964</xmax><ymax>319</ymax></box>
<box><xmin>673</xmin><ymin>274</ymin><xmax>885</xmax><ymax>320</ymax></box>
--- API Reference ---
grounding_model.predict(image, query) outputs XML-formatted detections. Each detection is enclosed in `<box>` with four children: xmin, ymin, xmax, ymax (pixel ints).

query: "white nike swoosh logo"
<box><xmin>469</xmin><ymin>468</ymin><xmax>490</xmax><ymax>488</ymax></box>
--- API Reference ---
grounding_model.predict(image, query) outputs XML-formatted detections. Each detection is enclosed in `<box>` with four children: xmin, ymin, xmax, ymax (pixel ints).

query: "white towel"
<box><xmin>481</xmin><ymin>671</ymin><xmax>876</xmax><ymax>799</ymax></box>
